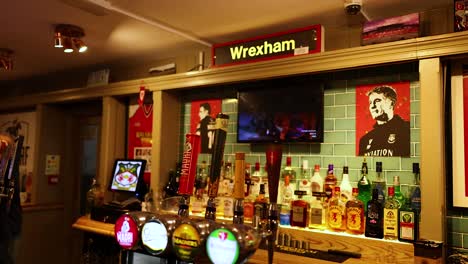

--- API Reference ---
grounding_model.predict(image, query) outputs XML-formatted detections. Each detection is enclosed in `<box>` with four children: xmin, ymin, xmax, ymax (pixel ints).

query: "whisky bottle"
<box><xmin>345</xmin><ymin>187</ymin><xmax>365</xmax><ymax>235</ymax></box>
<box><xmin>357</xmin><ymin>159</ymin><xmax>371</xmax><ymax>210</ymax></box>
<box><xmin>383</xmin><ymin>186</ymin><xmax>399</xmax><ymax>240</ymax></box>
<box><xmin>372</xmin><ymin>161</ymin><xmax>386</xmax><ymax>205</ymax></box>
<box><xmin>324</xmin><ymin>164</ymin><xmax>337</xmax><ymax>202</ymax></box>
<box><xmin>327</xmin><ymin>187</ymin><xmax>346</xmax><ymax>232</ymax></box>
<box><xmin>253</xmin><ymin>184</ymin><xmax>268</xmax><ymax>229</ymax></box>
<box><xmin>339</xmin><ymin>166</ymin><xmax>352</xmax><ymax>203</ymax></box>
<box><xmin>311</xmin><ymin>164</ymin><xmax>324</xmax><ymax>197</ymax></box>
<box><xmin>298</xmin><ymin>160</ymin><xmax>312</xmax><ymax>203</ymax></box>
<box><xmin>290</xmin><ymin>190</ymin><xmax>310</xmax><ymax>228</ymax></box>
<box><xmin>365</xmin><ymin>189</ymin><xmax>383</xmax><ymax>239</ymax></box>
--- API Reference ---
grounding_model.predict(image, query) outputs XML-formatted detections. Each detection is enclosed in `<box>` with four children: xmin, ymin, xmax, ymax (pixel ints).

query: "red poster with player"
<box><xmin>355</xmin><ymin>81</ymin><xmax>411</xmax><ymax>157</ymax></box>
<box><xmin>128</xmin><ymin>89</ymin><xmax>153</xmax><ymax>185</ymax></box>
<box><xmin>190</xmin><ymin>99</ymin><xmax>222</xmax><ymax>154</ymax></box>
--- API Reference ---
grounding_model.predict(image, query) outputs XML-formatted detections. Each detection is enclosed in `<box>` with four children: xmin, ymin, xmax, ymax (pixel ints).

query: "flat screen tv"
<box><xmin>237</xmin><ymin>76</ymin><xmax>324</xmax><ymax>143</ymax></box>
<box><xmin>108</xmin><ymin>159</ymin><xmax>147</xmax><ymax>193</ymax></box>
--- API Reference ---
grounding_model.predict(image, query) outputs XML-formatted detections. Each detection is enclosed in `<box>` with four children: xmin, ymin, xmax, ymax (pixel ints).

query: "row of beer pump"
<box><xmin>113</xmin><ymin>113</ymin><xmax>282</xmax><ymax>263</ymax></box>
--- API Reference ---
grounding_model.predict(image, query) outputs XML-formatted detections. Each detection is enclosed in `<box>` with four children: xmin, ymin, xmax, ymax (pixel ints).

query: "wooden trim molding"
<box><xmin>2</xmin><ymin>32</ymin><xmax>468</xmax><ymax>109</ymax></box>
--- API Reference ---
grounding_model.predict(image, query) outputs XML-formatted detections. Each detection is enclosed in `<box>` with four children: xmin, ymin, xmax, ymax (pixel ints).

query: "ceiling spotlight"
<box><xmin>54</xmin><ymin>24</ymin><xmax>88</xmax><ymax>53</ymax></box>
<box><xmin>73</xmin><ymin>38</ymin><xmax>88</xmax><ymax>53</ymax></box>
<box><xmin>0</xmin><ymin>48</ymin><xmax>14</xmax><ymax>70</ymax></box>
<box><xmin>54</xmin><ymin>32</ymin><xmax>63</xmax><ymax>48</ymax></box>
<box><xmin>63</xmin><ymin>37</ymin><xmax>74</xmax><ymax>53</ymax></box>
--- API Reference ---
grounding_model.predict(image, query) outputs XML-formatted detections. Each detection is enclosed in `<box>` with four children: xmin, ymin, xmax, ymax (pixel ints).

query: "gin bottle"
<box><xmin>372</xmin><ymin>161</ymin><xmax>386</xmax><ymax>205</ymax></box>
<box><xmin>357</xmin><ymin>159</ymin><xmax>371</xmax><ymax>210</ymax></box>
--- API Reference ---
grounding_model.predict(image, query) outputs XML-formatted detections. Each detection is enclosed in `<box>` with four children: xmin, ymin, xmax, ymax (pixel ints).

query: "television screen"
<box><xmin>237</xmin><ymin>77</ymin><xmax>324</xmax><ymax>143</ymax></box>
<box><xmin>109</xmin><ymin>159</ymin><xmax>147</xmax><ymax>193</ymax></box>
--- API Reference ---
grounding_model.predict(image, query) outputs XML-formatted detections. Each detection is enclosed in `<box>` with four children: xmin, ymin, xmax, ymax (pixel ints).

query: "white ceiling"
<box><xmin>0</xmin><ymin>0</ymin><xmax>451</xmax><ymax>81</ymax></box>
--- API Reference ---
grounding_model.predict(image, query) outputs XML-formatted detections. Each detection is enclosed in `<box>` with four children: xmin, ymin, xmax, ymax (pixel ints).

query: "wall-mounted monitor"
<box><xmin>108</xmin><ymin>159</ymin><xmax>147</xmax><ymax>193</ymax></box>
<box><xmin>237</xmin><ymin>76</ymin><xmax>324</xmax><ymax>143</ymax></box>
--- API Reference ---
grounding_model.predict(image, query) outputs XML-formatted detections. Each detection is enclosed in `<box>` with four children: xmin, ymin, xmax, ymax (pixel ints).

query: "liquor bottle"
<box><xmin>383</xmin><ymin>187</ymin><xmax>400</xmax><ymax>240</ymax></box>
<box><xmin>327</xmin><ymin>187</ymin><xmax>346</xmax><ymax>232</ymax></box>
<box><xmin>357</xmin><ymin>159</ymin><xmax>371</xmax><ymax>210</ymax></box>
<box><xmin>281</xmin><ymin>175</ymin><xmax>294</xmax><ymax>205</ymax></box>
<box><xmin>290</xmin><ymin>190</ymin><xmax>310</xmax><ymax>228</ymax></box>
<box><xmin>365</xmin><ymin>189</ymin><xmax>384</xmax><ymax>239</ymax></box>
<box><xmin>279</xmin><ymin>203</ymin><xmax>291</xmax><ymax>226</ymax></box>
<box><xmin>372</xmin><ymin>161</ymin><xmax>386</xmax><ymax>205</ymax></box>
<box><xmin>309</xmin><ymin>165</ymin><xmax>325</xmax><ymax>230</ymax></box>
<box><xmin>324</xmin><ymin>164</ymin><xmax>337</xmax><ymax>202</ymax></box>
<box><xmin>393</xmin><ymin>176</ymin><xmax>405</xmax><ymax>207</ymax></box>
<box><xmin>282</xmin><ymin>156</ymin><xmax>296</xmax><ymax>198</ymax></box>
<box><xmin>339</xmin><ymin>166</ymin><xmax>353</xmax><ymax>203</ymax></box>
<box><xmin>250</xmin><ymin>162</ymin><xmax>262</xmax><ymax>200</ymax></box>
<box><xmin>164</xmin><ymin>165</ymin><xmax>180</xmax><ymax>198</ymax></box>
<box><xmin>244</xmin><ymin>163</ymin><xmax>252</xmax><ymax>197</ymax></box>
<box><xmin>253</xmin><ymin>184</ymin><xmax>268</xmax><ymax>229</ymax></box>
<box><xmin>224</xmin><ymin>159</ymin><xmax>234</xmax><ymax>196</ymax></box>
<box><xmin>86</xmin><ymin>178</ymin><xmax>103</xmax><ymax>217</ymax></box>
<box><xmin>311</xmin><ymin>164</ymin><xmax>324</xmax><ymax>197</ymax></box>
<box><xmin>398</xmin><ymin>196</ymin><xmax>419</xmax><ymax>242</ymax></box>
<box><xmin>298</xmin><ymin>160</ymin><xmax>312</xmax><ymax>203</ymax></box>
<box><xmin>233</xmin><ymin>152</ymin><xmax>246</xmax><ymax>224</ymax></box>
<box><xmin>410</xmin><ymin>163</ymin><xmax>421</xmax><ymax>217</ymax></box>
<box><xmin>345</xmin><ymin>188</ymin><xmax>365</xmax><ymax>235</ymax></box>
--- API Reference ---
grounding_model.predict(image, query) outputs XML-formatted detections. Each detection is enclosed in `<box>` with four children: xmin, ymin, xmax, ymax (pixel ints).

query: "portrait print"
<box><xmin>190</xmin><ymin>99</ymin><xmax>222</xmax><ymax>154</ymax></box>
<box><xmin>356</xmin><ymin>81</ymin><xmax>411</xmax><ymax>157</ymax></box>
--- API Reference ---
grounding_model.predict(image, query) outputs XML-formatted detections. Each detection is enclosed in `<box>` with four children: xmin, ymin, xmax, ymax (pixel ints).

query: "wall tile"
<box><xmin>401</xmin><ymin>158</ymin><xmax>420</xmax><ymax>172</ymax></box>
<box><xmin>323</xmin><ymin>157</ymin><xmax>346</xmax><ymax>169</ymax></box>
<box><xmin>335</xmin><ymin>93</ymin><xmax>355</xmax><ymax>105</ymax></box>
<box><xmin>335</xmin><ymin>119</ymin><xmax>355</xmax><ymax>130</ymax></box>
<box><xmin>464</xmin><ymin>234</ymin><xmax>468</xmax><ymax>249</ymax></box>
<box><xmin>411</xmin><ymin>128</ymin><xmax>420</xmax><ymax>142</ymax></box>
<box><xmin>346</xmin><ymin>131</ymin><xmax>356</xmax><ymax>144</ymax></box>
<box><xmin>372</xmin><ymin>157</ymin><xmax>401</xmax><ymax>170</ymax></box>
<box><xmin>324</xmin><ymin>131</ymin><xmax>346</xmax><ymax>144</ymax></box>
<box><xmin>335</xmin><ymin>144</ymin><xmax>355</xmax><ymax>156</ymax></box>
<box><xmin>411</xmin><ymin>101</ymin><xmax>420</xmax><ymax>114</ymax></box>
<box><xmin>324</xmin><ymin>106</ymin><xmax>346</xmax><ymax>118</ymax></box>
<box><xmin>324</xmin><ymin>94</ymin><xmax>335</xmax><ymax>106</ymax></box>
<box><xmin>347</xmin><ymin>106</ymin><xmax>356</xmax><ymax>118</ymax></box>
<box><xmin>324</xmin><ymin>119</ymin><xmax>335</xmax><ymax>131</ymax></box>
<box><xmin>318</xmin><ymin>144</ymin><xmax>333</xmax><ymax>155</ymax></box>
<box><xmin>233</xmin><ymin>144</ymin><xmax>252</xmax><ymax>154</ymax></box>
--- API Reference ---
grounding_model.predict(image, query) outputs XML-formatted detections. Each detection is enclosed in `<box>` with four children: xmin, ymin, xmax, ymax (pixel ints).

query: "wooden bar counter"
<box><xmin>73</xmin><ymin>216</ymin><xmax>414</xmax><ymax>264</ymax></box>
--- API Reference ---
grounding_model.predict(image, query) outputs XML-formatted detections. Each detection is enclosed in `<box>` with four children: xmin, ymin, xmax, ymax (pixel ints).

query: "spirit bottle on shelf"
<box><xmin>365</xmin><ymin>189</ymin><xmax>384</xmax><ymax>239</ymax></box>
<box><xmin>163</xmin><ymin>164</ymin><xmax>180</xmax><ymax>198</ymax></box>
<box><xmin>357</xmin><ymin>159</ymin><xmax>371</xmax><ymax>210</ymax></box>
<box><xmin>372</xmin><ymin>161</ymin><xmax>386</xmax><ymax>205</ymax></box>
<box><xmin>309</xmin><ymin>164</ymin><xmax>325</xmax><ymax>230</ymax></box>
<box><xmin>290</xmin><ymin>190</ymin><xmax>310</xmax><ymax>228</ymax></box>
<box><xmin>324</xmin><ymin>164</ymin><xmax>337</xmax><ymax>202</ymax></box>
<box><xmin>250</xmin><ymin>162</ymin><xmax>263</xmax><ymax>200</ymax></box>
<box><xmin>327</xmin><ymin>186</ymin><xmax>346</xmax><ymax>232</ymax></box>
<box><xmin>339</xmin><ymin>166</ymin><xmax>352</xmax><ymax>203</ymax></box>
<box><xmin>298</xmin><ymin>160</ymin><xmax>312</xmax><ymax>203</ymax></box>
<box><xmin>192</xmin><ymin>161</ymin><xmax>208</xmax><ymax>215</ymax></box>
<box><xmin>393</xmin><ymin>176</ymin><xmax>405</xmax><ymax>207</ymax></box>
<box><xmin>410</xmin><ymin>163</ymin><xmax>421</xmax><ymax>218</ymax></box>
<box><xmin>398</xmin><ymin>194</ymin><xmax>419</xmax><ymax>242</ymax></box>
<box><xmin>253</xmin><ymin>184</ymin><xmax>268</xmax><ymax>229</ymax></box>
<box><xmin>282</xmin><ymin>156</ymin><xmax>296</xmax><ymax>196</ymax></box>
<box><xmin>383</xmin><ymin>186</ymin><xmax>399</xmax><ymax>240</ymax></box>
<box><xmin>244</xmin><ymin>163</ymin><xmax>252</xmax><ymax>197</ymax></box>
<box><xmin>345</xmin><ymin>187</ymin><xmax>365</xmax><ymax>235</ymax></box>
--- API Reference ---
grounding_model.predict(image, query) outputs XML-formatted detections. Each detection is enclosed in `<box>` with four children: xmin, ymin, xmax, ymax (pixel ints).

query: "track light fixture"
<box><xmin>0</xmin><ymin>48</ymin><xmax>13</xmax><ymax>70</ymax></box>
<box><xmin>54</xmin><ymin>24</ymin><xmax>88</xmax><ymax>53</ymax></box>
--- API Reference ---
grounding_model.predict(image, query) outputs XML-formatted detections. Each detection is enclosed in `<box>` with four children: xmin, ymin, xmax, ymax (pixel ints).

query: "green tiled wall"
<box><xmin>447</xmin><ymin>209</ymin><xmax>468</xmax><ymax>251</ymax></box>
<box><xmin>180</xmin><ymin>73</ymin><xmax>421</xmax><ymax>192</ymax></box>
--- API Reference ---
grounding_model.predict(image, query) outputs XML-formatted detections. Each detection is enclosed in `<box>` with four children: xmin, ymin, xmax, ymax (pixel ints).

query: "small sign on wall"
<box><xmin>45</xmin><ymin>154</ymin><xmax>60</xmax><ymax>184</ymax></box>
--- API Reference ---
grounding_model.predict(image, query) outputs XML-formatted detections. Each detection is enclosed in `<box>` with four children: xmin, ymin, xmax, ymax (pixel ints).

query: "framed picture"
<box><xmin>448</xmin><ymin>63</ymin><xmax>468</xmax><ymax>209</ymax></box>
<box><xmin>108</xmin><ymin>159</ymin><xmax>147</xmax><ymax>193</ymax></box>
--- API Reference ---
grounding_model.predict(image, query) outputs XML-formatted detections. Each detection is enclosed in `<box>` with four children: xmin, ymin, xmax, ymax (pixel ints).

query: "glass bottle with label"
<box><xmin>327</xmin><ymin>187</ymin><xmax>346</xmax><ymax>232</ymax></box>
<box><xmin>365</xmin><ymin>189</ymin><xmax>383</xmax><ymax>239</ymax></box>
<box><xmin>192</xmin><ymin>161</ymin><xmax>208</xmax><ymax>215</ymax></box>
<box><xmin>384</xmin><ymin>186</ymin><xmax>399</xmax><ymax>240</ymax></box>
<box><xmin>298</xmin><ymin>160</ymin><xmax>312</xmax><ymax>203</ymax></box>
<box><xmin>372</xmin><ymin>161</ymin><xmax>386</xmax><ymax>205</ymax></box>
<box><xmin>357</xmin><ymin>159</ymin><xmax>371</xmax><ymax>210</ymax></box>
<box><xmin>282</xmin><ymin>157</ymin><xmax>296</xmax><ymax>195</ymax></box>
<box><xmin>398</xmin><ymin>195</ymin><xmax>419</xmax><ymax>242</ymax></box>
<box><xmin>324</xmin><ymin>164</ymin><xmax>337</xmax><ymax>202</ymax></box>
<box><xmin>250</xmin><ymin>162</ymin><xmax>262</xmax><ymax>200</ymax></box>
<box><xmin>290</xmin><ymin>190</ymin><xmax>310</xmax><ymax>228</ymax></box>
<box><xmin>393</xmin><ymin>176</ymin><xmax>405</xmax><ymax>207</ymax></box>
<box><xmin>345</xmin><ymin>187</ymin><xmax>364</xmax><ymax>235</ymax></box>
<box><xmin>281</xmin><ymin>175</ymin><xmax>294</xmax><ymax>205</ymax></box>
<box><xmin>164</xmin><ymin>165</ymin><xmax>180</xmax><ymax>198</ymax></box>
<box><xmin>253</xmin><ymin>184</ymin><xmax>268</xmax><ymax>229</ymax></box>
<box><xmin>309</xmin><ymin>164</ymin><xmax>325</xmax><ymax>230</ymax></box>
<box><xmin>410</xmin><ymin>163</ymin><xmax>421</xmax><ymax>217</ymax></box>
<box><xmin>244</xmin><ymin>163</ymin><xmax>252</xmax><ymax>197</ymax></box>
<box><xmin>339</xmin><ymin>166</ymin><xmax>352</xmax><ymax>203</ymax></box>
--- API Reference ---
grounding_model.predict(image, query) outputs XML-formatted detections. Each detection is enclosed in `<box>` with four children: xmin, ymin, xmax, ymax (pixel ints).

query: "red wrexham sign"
<box><xmin>114</xmin><ymin>214</ymin><xmax>139</xmax><ymax>250</ymax></box>
<box><xmin>212</xmin><ymin>25</ymin><xmax>324</xmax><ymax>67</ymax></box>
